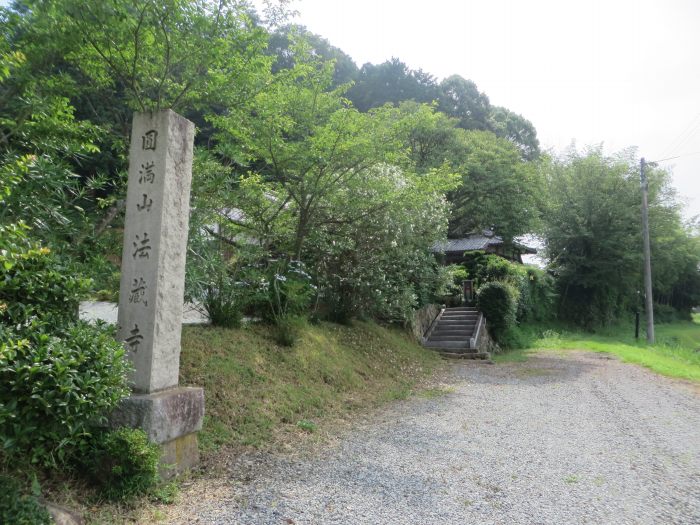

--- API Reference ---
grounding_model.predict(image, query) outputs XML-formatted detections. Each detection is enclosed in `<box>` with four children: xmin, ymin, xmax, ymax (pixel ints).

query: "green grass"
<box><xmin>510</xmin><ymin>315</ymin><xmax>700</xmax><ymax>382</ymax></box>
<box><xmin>492</xmin><ymin>347</ymin><xmax>530</xmax><ymax>363</ymax></box>
<box><xmin>179</xmin><ymin>320</ymin><xmax>441</xmax><ymax>454</ymax></box>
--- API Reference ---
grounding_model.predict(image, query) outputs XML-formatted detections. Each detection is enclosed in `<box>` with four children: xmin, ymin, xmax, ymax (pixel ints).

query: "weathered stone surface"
<box><xmin>159</xmin><ymin>432</ymin><xmax>200</xmax><ymax>479</ymax></box>
<box><xmin>478</xmin><ymin>321</ymin><xmax>501</xmax><ymax>355</ymax></box>
<box><xmin>410</xmin><ymin>303</ymin><xmax>440</xmax><ymax>342</ymax></box>
<box><xmin>110</xmin><ymin>387</ymin><xmax>204</xmax><ymax>444</ymax></box>
<box><xmin>43</xmin><ymin>501</ymin><xmax>84</xmax><ymax>525</ymax></box>
<box><xmin>117</xmin><ymin>110</ymin><xmax>194</xmax><ymax>394</ymax></box>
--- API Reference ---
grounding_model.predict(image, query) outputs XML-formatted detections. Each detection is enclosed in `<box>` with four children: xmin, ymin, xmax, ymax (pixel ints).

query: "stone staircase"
<box><xmin>422</xmin><ymin>306</ymin><xmax>489</xmax><ymax>359</ymax></box>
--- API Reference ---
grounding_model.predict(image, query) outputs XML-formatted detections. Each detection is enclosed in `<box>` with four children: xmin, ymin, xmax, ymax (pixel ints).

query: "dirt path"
<box><xmin>167</xmin><ymin>351</ymin><xmax>700</xmax><ymax>524</ymax></box>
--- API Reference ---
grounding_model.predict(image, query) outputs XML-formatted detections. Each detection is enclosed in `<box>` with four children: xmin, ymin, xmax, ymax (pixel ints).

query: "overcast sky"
<box><xmin>273</xmin><ymin>0</ymin><xmax>700</xmax><ymax>219</ymax></box>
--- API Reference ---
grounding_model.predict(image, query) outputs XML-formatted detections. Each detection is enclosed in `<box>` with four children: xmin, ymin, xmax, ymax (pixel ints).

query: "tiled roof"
<box><xmin>432</xmin><ymin>232</ymin><xmax>537</xmax><ymax>254</ymax></box>
<box><xmin>432</xmin><ymin>235</ymin><xmax>501</xmax><ymax>253</ymax></box>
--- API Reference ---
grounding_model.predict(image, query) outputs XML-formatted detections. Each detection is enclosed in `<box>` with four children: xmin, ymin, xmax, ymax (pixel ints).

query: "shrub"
<box><xmin>185</xmin><ymin>244</ymin><xmax>251</xmax><ymax>328</ymax></box>
<box><xmin>83</xmin><ymin>428</ymin><xmax>160</xmax><ymax>501</ymax></box>
<box><xmin>478</xmin><ymin>255</ymin><xmax>516</xmax><ymax>283</ymax></box>
<box><xmin>272</xmin><ymin>314</ymin><xmax>307</xmax><ymax>347</ymax></box>
<box><xmin>462</xmin><ymin>253</ymin><xmax>555</xmax><ymax>323</ymax></box>
<box><xmin>652</xmin><ymin>303</ymin><xmax>690</xmax><ymax>323</ymax></box>
<box><xmin>249</xmin><ymin>260</ymin><xmax>315</xmax><ymax>345</ymax></box>
<box><xmin>476</xmin><ymin>281</ymin><xmax>517</xmax><ymax>344</ymax></box>
<box><xmin>0</xmin><ymin>474</ymin><xmax>52</xmax><ymax>525</ymax></box>
<box><xmin>0</xmin><ymin>222</ymin><xmax>90</xmax><ymax>329</ymax></box>
<box><xmin>433</xmin><ymin>264</ymin><xmax>468</xmax><ymax>304</ymax></box>
<box><xmin>0</xmin><ymin>322</ymin><xmax>131</xmax><ymax>467</ymax></box>
<box><xmin>266</xmin><ymin>260</ymin><xmax>315</xmax><ymax>321</ymax></box>
<box><xmin>201</xmin><ymin>273</ymin><xmax>246</xmax><ymax>328</ymax></box>
<box><xmin>517</xmin><ymin>267</ymin><xmax>555</xmax><ymax>322</ymax></box>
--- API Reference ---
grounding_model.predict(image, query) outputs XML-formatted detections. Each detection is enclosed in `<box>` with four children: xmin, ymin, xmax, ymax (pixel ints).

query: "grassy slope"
<box><xmin>496</xmin><ymin>315</ymin><xmax>700</xmax><ymax>382</ymax></box>
<box><xmin>179</xmin><ymin>321</ymin><xmax>441</xmax><ymax>455</ymax></box>
<box><xmin>23</xmin><ymin>321</ymin><xmax>439</xmax><ymax>525</ymax></box>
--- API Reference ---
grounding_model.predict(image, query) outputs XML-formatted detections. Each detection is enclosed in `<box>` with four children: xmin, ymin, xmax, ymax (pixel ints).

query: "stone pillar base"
<box><xmin>110</xmin><ymin>386</ymin><xmax>204</xmax><ymax>479</ymax></box>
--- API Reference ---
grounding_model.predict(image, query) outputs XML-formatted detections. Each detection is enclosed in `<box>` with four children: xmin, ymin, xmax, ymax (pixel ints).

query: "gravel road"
<box><xmin>178</xmin><ymin>351</ymin><xmax>700</xmax><ymax>525</ymax></box>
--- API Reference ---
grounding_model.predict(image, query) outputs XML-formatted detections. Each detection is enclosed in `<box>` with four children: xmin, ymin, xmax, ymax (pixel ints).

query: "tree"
<box><xmin>0</xmin><ymin>45</ymin><xmax>104</xmax><ymax>246</ymax></box>
<box><xmin>437</xmin><ymin>75</ymin><xmax>491</xmax><ymax>131</ymax></box>
<box><xmin>645</xmin><ymin>170</ymin><xmax>700</xmax><ymax>313</ymax></box>
<box><xmin>390</xmin><ymin>100</ymin><xmax>461</xmax><ymax>171</ymax></box>
<box><xmin>346</xmin><ymin>58</ymin><xmax>439</xmax><ymax>112</ymax></box>
<box><xmin>212</xmin><ymin>47</ymin><xmax>401</xmax><ymax>259</ymax></box>
<box><xmin>305</xmin><ymin>163</ymin><xmax>458</xmax><ymax>322</ymax></box>
<box><xmin>488</xmin><ymin>106</ymin><xmax>540</xmax><ymax>161</ymax></box>
<box><xmin>447</xmin><ymin>130</ymin><xmax>544</xmax><ymax>241</ymax></box>
<box><xmin>267</xmin><ymin>24</ymin><xmax>358</xmax><ymax>88</ymax></box>
<box><xmin>1</xmin><ymin>0</ymin><xmax>273</xmax><ymax>251</ymax></box>
<box><xmin>542</xmin><ymin>147</ymin><xmax>700</xmax><ymax>327</ymax></box>
<box><xmin>543</xmin><ymin>148</ymin><xmax>641</xmax><ymax>327</ymax></box>
<box><xmin>60</xmin><ymin>0</ymin><xmax>271</xmax><ymax>112</ymax></box>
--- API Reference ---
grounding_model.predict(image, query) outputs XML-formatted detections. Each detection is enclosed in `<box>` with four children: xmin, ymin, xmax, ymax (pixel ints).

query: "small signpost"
<box><xmin>112</xmin><ymin>110</ymin><xmax>204</xmax><ymax>477</ymax></box>
<box><xmin>463</xmin><ymin>279</ymin><xmax>474</xmax><ymax>304</ymax></box>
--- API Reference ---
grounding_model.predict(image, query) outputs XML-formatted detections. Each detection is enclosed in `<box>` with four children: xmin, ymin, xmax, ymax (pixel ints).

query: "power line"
<box><xmin>661</xmin><ymin>112</ymin><xmax>700</xmax><ymax>159</ymax></box>
<box><xmin>648</xmin><ymin>150</ymin><xmax>700</xmax><ymax>164</ymax></box>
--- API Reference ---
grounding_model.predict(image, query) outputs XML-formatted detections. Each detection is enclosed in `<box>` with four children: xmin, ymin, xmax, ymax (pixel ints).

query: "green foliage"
<box><xmin>59</xmin><ymin>0</ymin><xmax>271</xmax><ymax>112</ymax></box>
<box><xmin>519</xmin><ymin>266</ymin><xmax>556</xmax><ymax>322</ymax></box>
<box><xmin>438</xmin><ymin>75</ymin><xmax>491</xmax><ymax>131</ymax></box>
<box><xmin>477</xmin><ymin>254</ymin><xmax>516</xmax><ymax>283</ymax></box>
<box><xmin>0</xmin><ymin>223</ymin><xmax>90</xmax><ymax>329</ymax></box>
<box><xmin>476</xmin><ymin>281</ymin><xmax>517</xmax><ymax>343</ymax></box>
<box><xmin>488</xmin><ymin>106</ymin><xmax>540</xmax><ymax>161</ymax></box>
<box><xmin>185</xmin><ymin>238</ymin><xmax>256</xmax><ymax>329</ymax></box>
<box><xmin>543</xmin><ymin>148</ymin><xmax>641</xmax><ymax>327</ymax></box>
<box><xmin>532</xmin><ymin>317</ymin><xmax>700</xmax><ymax>383</ymax></box>
<box><xmin>308</xmin><ymin>165</ymin><xmax>457</xmax><ymax>324</ymax></box>
<box><xmin>296</xmin><ymin>419</ymin><xmax>317</xmax><ymax>432</ymax></box>
<box><xmin>83</xmin><ymin>428</ymin><xmax>160</xmax><ymax>501</ymax></box>
<box><xmin>543</xmin><ymin>147</ymin><xmax>700</xmax><ymax>327</ymax></box>
<box><xmin>434</xmin><ymin>264</ymin><xmax>467</xmax><ymax>304</ymax></box>
<box><xmin>0</xmin><ymin>322</ymin><xmax>131</xmax><ymax>467</ymax></box>
<box><xmin>653</xmin><ymin>303</ymin><xmax>689</xmax><ymax>324</ymax></box>
<box><xmin>265</xmin><ymin>260</ymin><xmax>315</xmax><ymax>322</ymax></box>
<box><xmin>180</xmin><ymin>321</ymin><xmax>440</xmax><ymax>450</ymax></box>
<box><xmin>347</xmin><ymin>57</ymin><xmax>439</xmax><ymax>112</ymax></box>
<box><xmin>0</xmin><ymin>474</ymin><xmax>52</xmax><ymax>525</ymax></box>
<box><xmin>447</xmin><ymin>130</ymin><xmax>544</xmax><ymax>241</ymax></box>
<box><xmin>269</xmin><ymin>315</ymin><xmax>305</xmax><ymax>347</ymax></box>
<box><xmin>0</xmin><ymin>222</ymin><xmax>130</xmax><ymax>467</ymax></box>
<box><xmin>268</xmin><ymin>25</ymin><xmax>358</xmax><ymax>88</ymax></box>
<box><xmin>249</xmin><ymin>259</ymin><xmax>315</xmax><ymax>346</ymax></box>
<box><xmin>464</xmin><ymin>253</ymin><xmax>554</xmax><ymax>323</ymax></box>
<box><xmin>2</xmin><ymin>0</ymin><xmax>546</xmax><ymax>335</ymax></box>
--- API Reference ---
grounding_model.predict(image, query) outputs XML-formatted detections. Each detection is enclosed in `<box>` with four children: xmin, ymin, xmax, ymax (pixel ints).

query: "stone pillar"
<box><xmin>113</xmin><ymin>110</ymin><xmax>204</xmax><ymax>477</ymax></box>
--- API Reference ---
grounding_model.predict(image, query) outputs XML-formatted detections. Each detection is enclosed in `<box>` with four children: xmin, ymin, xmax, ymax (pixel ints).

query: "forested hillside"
<box><xmin>1</xmin><ymin>2</ymin><xmax>699</xmax><ymax>518</ymax></box>
<box><xmin>1</xmin><ymin>0</ymin><xmax>698</xmax><ymax>330</ymax></box>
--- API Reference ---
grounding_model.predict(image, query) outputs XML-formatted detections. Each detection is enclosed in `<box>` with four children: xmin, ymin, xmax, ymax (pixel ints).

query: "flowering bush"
<box><xmin>251</xmin><ymin>259</ymin><xmax>316</xmax><ymax>346</ymax></box>
<box><xmin>0</xmin><ymin>223</ymin><xmax>130</xmax><ymax>467</ymax></box>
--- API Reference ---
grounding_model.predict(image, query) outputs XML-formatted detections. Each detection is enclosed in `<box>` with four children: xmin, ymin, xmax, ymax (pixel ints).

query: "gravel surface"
<box><xmin>79</xmin><ymin>301</ymin><xmax>209</xmax><ymax>325</ymax></box>
<box><xmin>177</xmin><ymin>351</ymin><xmax>700</xmax><ymax>524</ymax></box>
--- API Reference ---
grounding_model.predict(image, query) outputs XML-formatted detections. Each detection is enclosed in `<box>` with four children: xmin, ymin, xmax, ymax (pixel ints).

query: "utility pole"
<box><xmin>640</xmin><ymin>158</ymin><xmax>655</xmax><ymax>343</ymax></box>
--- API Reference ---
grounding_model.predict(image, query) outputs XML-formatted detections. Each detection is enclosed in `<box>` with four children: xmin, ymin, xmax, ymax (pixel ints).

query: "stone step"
<box><xmin>435</xmin><ymin>346</ymin><xmax>480</xmax><ymax>354</ymax></box>
<box><xmin>445</xmin><ymin>307</ymin><xmax>477</xmax><ymax>312</ymax></box>
<box><xmin>440</xmin><ymin>315</ymin><xmax>478</xmax><ymax>322</ymax></box>
<box><xmin>427</xmin><ymin>335</ymin><xmax>470</xmax><ymax>342</ymax></box>
<box><xmin>437</xmin><ymin>320</ymin><xmax>477</xmax><ymax>327</ymax></box>
<box><xmin>432</xmin><ymin>328</ymin><xmax>473</xmax><ymax>336</ymax></box>
<box><xmin>439</xmin><ymin>351</ymin><xmax>490</xmax><ymax>360</ymax></box>
<box><xmin>424</xmin><ymin>340</ymin><xmax>471</xmax><ymax>350</ymax></box>
<box><xmin>431</xmin><ymin>335</ymin><xmax>474</xmax><ymax>341</ymax></box>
